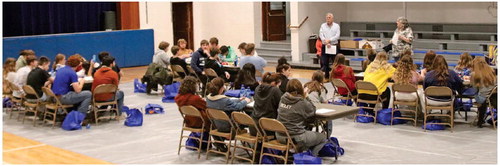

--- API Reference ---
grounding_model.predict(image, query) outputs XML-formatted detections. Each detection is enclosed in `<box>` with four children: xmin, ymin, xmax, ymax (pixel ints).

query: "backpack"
<box><xmin>318</xmin><ymin>137</ymin><xmax>345</xmax><ymax>160</ymax></box>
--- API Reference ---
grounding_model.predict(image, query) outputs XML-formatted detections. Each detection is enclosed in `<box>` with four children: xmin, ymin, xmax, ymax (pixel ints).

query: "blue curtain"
<box><xmin>3</xmin><ymin>2</ymin><xmax>116</xmax><ymax>37</ymax></box>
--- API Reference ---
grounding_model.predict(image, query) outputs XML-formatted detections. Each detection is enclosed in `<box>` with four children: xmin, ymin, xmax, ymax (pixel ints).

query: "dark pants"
<box><xmin>478</xmin><ymin>93</ymin><xmax>498</xmax><ymax>125</ymax></box>
<box><xmin>321</xmin><ymin>44</ymin><xmax>336</xmax><ymax>78</ymax></box>
<box><xmin>358</xmin><ymin>88</ymin><xmax>391</xmax><ymax>114</ymax></box>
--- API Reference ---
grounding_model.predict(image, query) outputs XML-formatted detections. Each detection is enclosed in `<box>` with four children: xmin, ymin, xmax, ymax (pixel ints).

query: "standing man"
<box><xmin>319</xmin><ymin>13</ymin><xmax>340</xmax><ymax>78</ymax></box>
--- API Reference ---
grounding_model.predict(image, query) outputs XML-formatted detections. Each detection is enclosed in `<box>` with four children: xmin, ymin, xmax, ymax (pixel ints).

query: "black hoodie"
<box><xmin>251</xmin><ymin>84</ymin><xmax>283</xmax><ymax>120</ymax></box>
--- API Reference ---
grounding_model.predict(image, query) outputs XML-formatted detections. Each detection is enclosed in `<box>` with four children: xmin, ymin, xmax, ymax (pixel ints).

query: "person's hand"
<box><xmin>225</xmin><ymin>72</ymin><xmax>230</xmax><ymax>79</ymax></box>
<box><xmin>326</xmin><ymin>43</ymin><xmax>331</xmax><ymax>48</ymax></box>
<box><xmin>202</xmin><ymin>71</ymin><xmax>206</xmax><ymax>75</ymax></box>
<box><xmin>203</xmin><ymin>49</ymin><xmax>210</xmax><ymax>55</ymax></box>
<box><xmin>242</xmin><ymin>97</ymin><xmax>251</xmax><ymax>103</ymax></box>
<box><xmin>78</xmin><ymin>78</ymin><xmax>85</xmax><ymax>84</ymax></box>
<box><xmin>398</xmin><ymin>35</ymin><xmax>406</xmax><ymax>41</ymax></box>
<box><xmin>325</xmin><ymin>39</ymin><xmax>331</xmax><ymax>44</ymax></box>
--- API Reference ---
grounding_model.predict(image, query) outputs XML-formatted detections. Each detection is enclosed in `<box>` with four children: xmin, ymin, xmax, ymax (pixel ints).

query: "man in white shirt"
<box><xmin>319</xmin><ymin>12</ymin><xmax>340</xmax><ymax>78</ymax></box>
<box><xmin>152</xmin><ymin>41</ymin><xmax>171</xmax><ymax>68</ymax></box>
<box><xmin>13</xmin><ymin>55</ymin><xmax>37</xmax><ymax>98</ymax></box>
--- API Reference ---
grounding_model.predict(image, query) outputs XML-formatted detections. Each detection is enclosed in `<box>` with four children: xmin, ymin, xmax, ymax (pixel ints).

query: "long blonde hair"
<box><xmin>393</xmin><ymin>55</ymin><xmax>414</xmax><ymax>84</ymax></box>
<box><xmin>455</xmin><ymin>52</ymin><xmax>472</xmax><ymax>70</ymax></box>
<box><xmin>471</xmin><ymin>57</ymin><xmax>496</xmax><ymax>88</ymax></box>
<box><xmin>366</xmin><ymin>52</ymin><xmax>392</xmax><ymax>73</ymax></box>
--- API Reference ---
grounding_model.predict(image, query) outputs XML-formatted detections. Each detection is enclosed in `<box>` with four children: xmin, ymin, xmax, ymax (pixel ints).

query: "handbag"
<box><xmin>125</xmin><ymin>108</ymin><xmax>143</xmax><ymax>127</ymax></box>
<box><xmin>162</xmin><ymin>82</ymin><xmax>181</xmax><ymax>103</ymax></box>
<box><xmin>134</xmin><ymin>78</ymin><xmax>147</xmax><ymax>93</ymax></box>
<box><xmin>145</xmin><ymin>104</ymin><xmax>164</xmax><ymax>114</ymax></box>
<box><xmin>356</xmin><ymin>109</ymin><xmax>374</xmax><ymax>123</ymax></box>
<box><xmin>383</xmin><ymin>43</ymin><xmax>393</xmax><ymax>52</ymax></box>
<box><xmin>185</xmin><ymin>132</ymin><xmax>209</xmax><ymax>151</ymax></box>
<box><xmin>318</xmin><ymin>137</ymin><xmax>345</xmax><ymax>160</ymax></box>
<box><xmin>61</xmin><ymin>111</ymin><xmax>86</xmax><ymax>131</ymax></box>
<box><xmin>376</xmin><ymin>108</ymin><xmax>406</xmax><ymax>125</ymax></box>
<box><xmin>293</xmin><ymin>150</ymin><xmax>322</xmax><ymax>164</ymax></box>
<box><xmin>422</xmin><ymin>119</ymin><xmax>445</xmax><ymax>130</ymax></box>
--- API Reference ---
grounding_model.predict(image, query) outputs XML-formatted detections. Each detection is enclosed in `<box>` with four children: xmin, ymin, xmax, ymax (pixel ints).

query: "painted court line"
<box><xmin>3</xmin><ymin>144</ymin><xmax>47</xmax><ymax>153</ymax></box>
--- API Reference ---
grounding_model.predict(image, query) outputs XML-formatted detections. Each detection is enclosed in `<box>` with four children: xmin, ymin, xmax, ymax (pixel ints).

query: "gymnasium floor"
<box><xmin>2</xmin><ymin>66</ymin><xmax>497</xmax><ymax>164</ymax></box>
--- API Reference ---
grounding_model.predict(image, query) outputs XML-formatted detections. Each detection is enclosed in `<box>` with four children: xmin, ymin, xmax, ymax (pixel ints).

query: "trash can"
<box><xmin>309</xmin><ymin>35</ymin><xmax>318</xmax><ymax>53</ymax></box>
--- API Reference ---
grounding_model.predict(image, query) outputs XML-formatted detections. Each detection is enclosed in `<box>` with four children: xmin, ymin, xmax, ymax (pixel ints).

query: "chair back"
<box><xmin>22</xmin><ymin>85</ymin><xmax>40</xmax><ymax>100</ymax></box>
<box><xmin>232</xmin><ymin>112</ymin><xmax>261</xmax><ymax>136</ymax></box>
<box><xmin>42</xmin><ymin>87</ymin><xmax>63</xmax><ymax>105</ymax></box>
<box><xmin>355</xmin><ymin>81</ymin><xmax>379</xmax><ymax>95</ymax></box>
<box><xmin>8</xmin><ymin>81</ymin><xmax>20</xmax><ymax>91</ymax></box>
<box><xmin>331</xmin><ymin>78</ymin><xmax>351</xmax><ymax>95</ymax></box>
<box><xmin>424</xmin><ymin>86</ymin><xmax>452</xmax><ymax>97</ymax></box>
<box><xmin>204</xmin><ymin>68</ymin><xmax>218</xmax><ymax>78</ymax></box>
<box><xmin>171</xmin><ymin>65</ymin><xmax>186</xmax><ymax>76</ymax></box>
<box><xmin>392</xmin><ymin>83</ymin><xmax>417</xmax><ymax>93</ymax></box>
<box><xmin>207</xmin><ymin>108</ymin><xmax>230</xmax><ymax>121</ymax></box>
<box><xmin>180</xmin><ymin>105</ymin><xmax>202</xmax><ymax>118</ymax></box>
<box><xmin>486</xmin><ymin>85</ymin><xmax>497</xmax><ymax>106</ymax></box>
<box><xmin>259</xmin><ymin>118</ymin><xmax>288</xmax><ymax>135</ymax></box>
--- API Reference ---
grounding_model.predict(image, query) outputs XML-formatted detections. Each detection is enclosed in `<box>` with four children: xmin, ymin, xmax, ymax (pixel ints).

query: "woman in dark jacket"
<box><xmin>250</xmin><ymin>72</ymin><xmax>283</xmax><ymax>136</ymax></box>
<box><xmin>234</xmin><ymin>63</ymin><xmax>260</xmax><ymax>91</ymax></box>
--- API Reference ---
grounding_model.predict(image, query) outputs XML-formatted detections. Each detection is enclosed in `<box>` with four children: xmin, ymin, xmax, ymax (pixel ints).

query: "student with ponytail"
<box><xmin>250</xmin><ymin>72</ymin><xmax>283</xmax><ymax>136</ymax></box>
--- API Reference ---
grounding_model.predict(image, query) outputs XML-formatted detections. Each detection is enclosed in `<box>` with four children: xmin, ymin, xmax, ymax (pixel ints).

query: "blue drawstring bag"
<box><xmin>261</xmin><ymin>148</ymin><xmax>284</xmax><ymax>164</ymax></box>
<box><xmin>185</xmin><ymin>132</ymin><xmax>209</xmax><ymax>151</ymax></box>
<box><xmin>3</xmin><ymin>97</ymin><xmax>12</xmax><ymax>108</ymax></box>
<box><xmin>61</xmin><ymin>111</ymin><xmax>86</xmax><ymax>131</ymax></box>
<box><xmin>134</xmin><ymin>78</ymin><xmax>147</xmax><ymax>93</ymax></box>
<box><xmin>356</xmin><ymin>109</ymin><xmax>374</xmax><ymax>123</ymax></box>
<box><xmin>332</xmin><ymin>99</ymin><xmax>353</xmax><ymax>106</ymax></box>
<box><xmin>318</xmin><ymin>137</ymin><xmax>345</xmax><ymax>160</ymax></box>
<box><xmin>422</xmin><ymin>119</ymin><xmax>445</xmax><ymax>130</ymax></box>
<box><xmin>376</xmin><ymin>108</ymin><xmax>406</xmax><ymax>125</ymax></box>
<box><xmin>486</xmin><ymin>108</ymin><xmax>497</xmax><ymax>125</ymax></box>
<box><xmin>125</xmin><ymin>108</ymin><xmax>143</xmax><ymax>127</ymax></box>
<box><xmin>162</xmin><ymin>82</ymin><xmax>181</xmax><ymax>103</ymax></box>
<box><xmin>224</xmin><ymin>90</ymin><xmax>240</xmax><ymax>97</ymax></box>
<box><xmin>293</xmin><ymin>150</ymin><xmax>322</xmax><ymax>164</ymax></box>
<box><xmin>145</xmin><ymin>104</ymin><xmax>164</xmax><ymax>114</ymax></box>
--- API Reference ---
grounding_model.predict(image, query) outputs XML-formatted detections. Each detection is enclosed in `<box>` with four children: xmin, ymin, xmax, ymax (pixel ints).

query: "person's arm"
<box><xmin>160</xmin><ymin>53</ymin><xmax>170</xmax><ymax>66</ymax></box>
<box><xmin>72</xmin><ymin>78</ymin><xmax>85</xmax><ymax>93</ymax></box>
<box><xmin>190</xmin><ymin>53</ymin><xmax>202</xmax><ymax>73</ymax></box>
<box><xmin>303</xmin><ymin>99</ymin><xmax>317</xmax><ymax>123</ymax></box>
<box><xmin>319</xmin><ymin>24</ymin><xmax>327</xmax><ymax>44</ymax></box>
<box><xmin>226</xmin><ymin>98</ymin><xmax>249</xmax><ymax>111</ymax></box>
<box><xmin>259</xmin><ymin>57</ymin><xmax>267</xmax><ymax>72</ymax></box>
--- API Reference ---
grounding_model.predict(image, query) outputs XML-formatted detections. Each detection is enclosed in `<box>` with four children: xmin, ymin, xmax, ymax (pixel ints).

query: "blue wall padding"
<box><xmin>3</xmin><ymin>29</ymin><xmax>154</xmax><ymax>67</ymax></box>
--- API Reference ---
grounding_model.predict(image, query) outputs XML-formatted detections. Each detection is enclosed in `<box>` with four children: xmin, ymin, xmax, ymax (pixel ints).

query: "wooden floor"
<box><xmin>3</xmin><ymin>132</ymin><xmax>111</xmax><ymax>164</ymax></box>
<box><xmin>3</xmin><ymin>64</ymin><xmax>318</xmax><ymax>164</ymax></box>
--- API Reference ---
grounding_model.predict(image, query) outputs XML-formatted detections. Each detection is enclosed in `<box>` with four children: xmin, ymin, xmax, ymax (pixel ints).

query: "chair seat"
<box><xmin>263</xmin><ymin>140</ymin><xmax>288</xmax><ymax>151</ymax></box>
<box><xmin>46</xmin><ymin>104</ymin><xmax>73</xmax><ymax>110</ymax></box>
<box><xmin>183</xmin><ymin>126</ymin><xmax>204</xmax><ymax>133</ymax></box>
<box><xmin>235</xmin><ymin>133</ymin><xmax>258</xmax><ymax>143</ymax></box>
<box><xmin>209</xmin><ymin>129</ymin><xmax>233</xmax><ymax>139</ymax></box>
<box><xmin>94</xmin><ymin>101</ymin><xmax>117</xmax><ymax>107</ymax></box>
<box><xmin>23</xmin><ymin>102</ymin><xmax>38</xmax><ymax>107</ymax></box>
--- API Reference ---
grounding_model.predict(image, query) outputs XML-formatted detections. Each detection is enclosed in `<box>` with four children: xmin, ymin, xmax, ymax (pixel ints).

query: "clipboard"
<box><xmin>325</xmin><ymin>45</ymin><xmax>337</xmax><ymax>54</ymax></box>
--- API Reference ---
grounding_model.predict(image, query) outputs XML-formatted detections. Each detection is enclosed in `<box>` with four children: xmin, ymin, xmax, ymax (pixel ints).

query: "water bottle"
<box><xmin>245</xmin><ymin>87</ymin><xmax>251</xmax><ymax>98</ymax></box>
<box><xmin>239</xmin><ymin>85</ymin><xmax>245</xmax><ymax>98</ymax></box>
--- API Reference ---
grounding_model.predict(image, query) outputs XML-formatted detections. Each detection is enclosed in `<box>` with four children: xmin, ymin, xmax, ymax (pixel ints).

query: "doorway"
<box><xmin>172</xmin><ymin>2</ymin><xmax>194</xmax><ymax>50</ymax></box>
<box><xmin>262</xmin><ymin>2</ymin><xmax>288</xmax><ymax>41</ymax></box>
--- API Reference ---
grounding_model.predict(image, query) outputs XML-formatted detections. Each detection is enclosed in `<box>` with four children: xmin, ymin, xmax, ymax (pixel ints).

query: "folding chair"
<box><xmin>258</xmin><ymin>118</ymin><xmax>298</xmax><ymax>164</ymax></box>
<box><xmin>3</xmin><ymin>79</ymin><xmax>13</xmax><ymax>117</ymax></box>
<box><xmin>187</xmin><ymin>66</ymin><xmax>204</xmax><ymax>95</ymax></box>
<box><xmin>178</xmin><ymin>106</ymin><xmax>208</xmax><ymax>159</ymax></box>
<box><xmin>171</xmin><ymin>65</ymin><xmax>187</xmax><ymax>82</ymax></box>
<box><xmin>471</xmin><ymin>85</ymin><xmax>497</xmax><ymax>129</ymax></box>
<box><xmin>331</xmin><ymin>78</ymin><xmax>355</xmax><ymax>105</ymax></box>
<box><xmin>8</xmin><ymin>81</ymin><xmax>25</xmax><ymax>120</ymax></box>
<box><xmin>391</xmin><ymin>83</ymin><xmax>419</xmax><ymax>126</ymax></box>
<box><xmin>231</xmin><ymin>112</ymin><xmax>264</xmax><ymax>164</ymax></box>
<box><xmin>92</xmin><ymin>84</ymin><xmax>119</xmax><ymax>125</ymax></box>
<box><xmin>41</xmin><ymin>87</ymin><xmax>73</xmax><ymax>128</ymax></box>
<box><xmin>21</xmin><ymin>85</ymin><xmax>46</xmax><ymax>126</ymax></box>
<box><xmin>423</xmin><ymin>86</ymin><xmax>455</xmax><ymax>132</ymax></box>
<box><xmin>355</xmin><ymin>81</ymin><xmax>387</xmax><ymax>124</ymax></box>
<box><xmin>206</xmin><ymin>108</ymin><xmax>236</xmax><ymax>163</ymax></box>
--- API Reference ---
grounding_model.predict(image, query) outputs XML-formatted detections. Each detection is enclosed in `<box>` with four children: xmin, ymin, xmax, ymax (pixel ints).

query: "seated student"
<box><xmin>13</xmin><ymin>55</ymin><xmax>37</xmax><ymax>98</ymax></box>
<box><xmin>71</xmin><ymin>54</ymin><xmax>91</xmax><ymax>78</ymax></box>
<box><xmin>359</xmin><ymin>52</ymin><xmax>395</xmax><ymax>111</ymax></box>
<box><xmin>91</xmin><ymin>56</ymin><xmax>125</xmax><ymax>116</ymax></box>
<box><xmin>4</xmin><ymin>58</ymin><xmax>17</xmax><ymax>84</ymax></box>
<box><xmin>238</xmin><ymin>42</ymin><xmax>259</xmax><ymax>57</ymax></box>
<box><xmin>52</xmin><ymin>55</ymin><xmax>92</xmax><ymax>114</ymax></box>
<box><xmin>26</xmin><ymin>56</ymin><xmax>53</xmax><ymax>101</ymax></box>
<box><xmin>190</xmin><ymin>40</ymin><xmax>210</xmax><ymax>79</ymax></box>
<box><xmin>238</xmin><ymin>43</ymin><xmax>266</xmax><ymax>74</ymax></box>
<box><xmin>234</xmin><ymin>63</ymin><xmax>260</xmax><ymax>91</ymax></box>
<box><xmin>250</xmin><ymin>72</ymin><xmax>283</xmax><ymax>136</ymax></box>
<box><xmin>471</xmin><ymin>57</ymin><xmax>497</xmax><ymax>128</ymax></box>
<box><xmin>362</xmin><ymin>48</ymin><xmax>377</xmax><ymax>72</ymax></box>
<box><xmin>277</xmin><ymin>79</ymin><xmax>328</xmax><ymax>156</ymax></box>
<box><xmin>424</xmin><ymin>55</ymin><xmax>464</xmax><ymax>106</ymax></box>
<box><xmin>219</xmin><ymin>45</ymin><xmax>237</xmax><ymax>63</ymax></box>
<box><xmin>276</xmin><ymin>62</ymin><xmax>291</xmax><ymax>93</ymax></box>
<box><xmin>205</xmin><ymin>47</ymin><xmax>230</xmax><ymax>81</ymax></box>
<box><xmin>177</xmin><ymin>38</ymin><xmax>194</xmax><ymax>58</ymax></box>
<box><xmin>92</xmin><ymin>52</ymin><xmax>123</xmax><ymax>79</ymax></box>
<box><xmin>454</xmin><ymin>52</ymin><xmax>473</xmax><ymax>78</ymax></box>
<box><xmin>52</xmin><ymin>53</ymin><xmax>66</xmax><ymax>73</ymax></box>
<box><xmin>330</xmin><ymin>53</ymin><xmax>357</xmax><ymax>96</ymax></box>
<box><xmin>152</xmin><ymin>41</ymin><xmax>171</xmax><ymax>68</ymax></box>
<box><xmin>392</xmin><ymin>55</ymin><xmax>422</xmax><ymax>102</ymax></box>
<box><xmin>174</xmin><ymin>76</ymin><xmax>211</xmax><ymax>131</ymax></box>
<box><xmin>15</xmin><ymin>50</ymin><xmax>35</xmax><ymax>71</ymax></box>
<box><xmin>209</xmin><ymin>37</ymin><xmax>220</xmax><ymax>49</ymax></box>
<box><xmin>420</xmin><ymin>50</ymin><xmax>436</xmax><ymax>79</ymax></box>
<box><xmin>170</xmin><ymin>45</ymin><xmax>191</xmax><ymax>78</ymax></box>
<box><xmin>206</xmin><ymin>77</ymin><xmax>250</xmax><ymax>133</ymax></box>
<box><xmin>304</xmin><ymin>71</ymin><xmax>328</xmax><ymax>103</ymax></box>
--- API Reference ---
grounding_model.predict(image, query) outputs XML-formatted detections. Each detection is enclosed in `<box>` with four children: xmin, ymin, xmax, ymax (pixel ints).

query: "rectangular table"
<box><xmin>314</xmin><ymin>103</ymin><xmax>359</xmax><ymax>121</ymax></box>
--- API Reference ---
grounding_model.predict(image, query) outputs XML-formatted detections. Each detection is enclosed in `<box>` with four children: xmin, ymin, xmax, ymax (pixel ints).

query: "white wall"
<box><xmin>138</xmin><ymin>2</ymin><xmax>174</xmax><ymax>51</ymax></box>
<box><xmin>193</xmin><ymin>2</ymin><xmax>257</xmax><ymax>49</ymax></box>
<box><xmin>345</xmin><ymin>2</ymin><xmax>497</xmax><ymax>24</ymax></box>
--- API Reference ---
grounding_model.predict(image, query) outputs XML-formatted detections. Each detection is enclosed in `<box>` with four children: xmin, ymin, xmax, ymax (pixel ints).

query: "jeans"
<box><xmin>277</xmin><ymin>131</ymin><xmax>328</xmax><ymax>156</ymax></box>
<box><xmin>60</xmin><ymin>91</ymin><xmax>92</xmax><ymax>114</ymax></box>
<box><xmin>321</xmin><ymin>44</ymin><xmax>336</xmax><ymax>78</ymax></box>
<box><xmin>105</xmin><ymin>90</ymin><xmax>125</xmax><ymax>116</ymax></box>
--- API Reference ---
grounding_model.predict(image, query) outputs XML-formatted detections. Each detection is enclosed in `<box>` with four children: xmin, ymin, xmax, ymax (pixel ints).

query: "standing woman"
<box><xmin>390</xmin><ymin>17</ymin><xmax>414</xmax><ymax>62</ymax></box>
<box><xmin>471</xmin><ymin>57</ymin><xmax>497</xmax><ymax>128</ymax></box>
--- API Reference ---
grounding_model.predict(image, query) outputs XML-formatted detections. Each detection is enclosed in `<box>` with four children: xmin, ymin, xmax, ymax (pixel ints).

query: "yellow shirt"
<box><xmin>178</xmin><ymin>48</ymin><xmax>193</xmax><ymax>56</ymax></box>
<box><xmin>359</xmin><ymin>64</ymin><xmax>396</xmax><ymax>95</ymax></box>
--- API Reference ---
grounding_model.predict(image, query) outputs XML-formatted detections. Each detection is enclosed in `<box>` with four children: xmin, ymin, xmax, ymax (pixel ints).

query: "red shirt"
<box><xmin>91</xmin><ymin>67</ymin><xmax>119</xmax><ymax>101</ymax></box>
<box><xmin>175</xmin><ymin>93</ymin><xmax>211</xmax><ymax>131</ymax></box>
<box><xmin>330</xmin><ymin>65</ymin><xmax>356</xmax><ymax>95</ymax></box>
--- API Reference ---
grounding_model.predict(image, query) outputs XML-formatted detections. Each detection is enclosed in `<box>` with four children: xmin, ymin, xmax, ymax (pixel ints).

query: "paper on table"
<box><xmin>247</xmin><ymin>101</ymin><xmax>255</xmax><ymax>107</ymax></box>
<box><xmin>316</xmin><ymin>108</ymin><xmax>336</xmax><ymax>114</ymax></box>
<box><xmin>325</xmin><ymin>45</ymin><xmax>337</xmax><ymax>54</ymax></box>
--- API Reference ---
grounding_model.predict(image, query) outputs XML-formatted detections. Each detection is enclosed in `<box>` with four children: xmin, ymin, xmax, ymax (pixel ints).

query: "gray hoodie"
<box><xmin>152</xmin><ymin>49</ymin><xmax>170</xmax><ymax>68</ymax></box>
<box><xmin>252</xmin><ymin>84</ymin><xmax>283</xmax><ymax>120</ymax></box>
<box><xmin>277</xmin><ymin>92</ymin><xmax>316</xmax><ymax>136</ymax></box>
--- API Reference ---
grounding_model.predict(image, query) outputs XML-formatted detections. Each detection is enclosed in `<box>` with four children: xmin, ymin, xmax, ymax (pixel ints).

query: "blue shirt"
<box><xmin>52</xmin><ymin>66</ymin><xmax>78</xmax><ymax>95</ymax></box>
<box><xmin>238</xmin><ymin>55</ymin><xmax>267</xmax><ymax>74</ymax></box>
